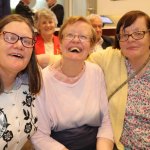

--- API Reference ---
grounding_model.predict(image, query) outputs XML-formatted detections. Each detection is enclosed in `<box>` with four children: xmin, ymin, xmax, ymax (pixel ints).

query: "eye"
<box><xmin>22</xmin><ymin>38</ymin><xmax>33</xmax><ymax>46</ymax></box>
<box><xmin>133</xmin><ymin>31</ymin><xmax>143</xmax><ymax>36</ymax></box>
<box><xmin>5</xmin><ymin>33</ymin><xmax>18</xmax><ymax>42</ymax></box>
<box><xmin>79</xmin><ymin>35</ymin><xmax>89</xmax><ymax>41</ymax></box>
<box><xmin>66</xmin><ymin>33</ymin><xmax>74</xmax><ymax>38</ymax></box>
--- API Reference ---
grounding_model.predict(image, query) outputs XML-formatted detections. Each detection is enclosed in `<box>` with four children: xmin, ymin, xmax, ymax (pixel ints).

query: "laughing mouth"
<box><xmin>9</xmin><ymin>53</ymin><xmax>23</xmax><ymax>59</ymax></box>
<box><xmin>69</xmin><ymin>47</ymin><xmax>81</xmax><ymax>53</ymax></box>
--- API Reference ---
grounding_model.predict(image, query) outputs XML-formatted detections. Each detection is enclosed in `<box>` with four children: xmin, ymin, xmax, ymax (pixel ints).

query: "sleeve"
<box><xmin>31</xmin><ymin>85</ymin><xmax>66</xmax><ymax>150</ymax></box>
<box><xmin>96</xmin><ymin>68</ymin><xmax>114</xmax><ymax>142</ymax></box>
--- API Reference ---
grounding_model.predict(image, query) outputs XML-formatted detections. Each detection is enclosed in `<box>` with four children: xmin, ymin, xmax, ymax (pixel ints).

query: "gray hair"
<box><xmin>34</xmin><ymin>8</ymin><xmax>58</xmax><ymax>31</ymax></box>
<box><xmin>86</xmin><ymin>14</ymin><xmax>102</xmax><ymax>22</ymax></box>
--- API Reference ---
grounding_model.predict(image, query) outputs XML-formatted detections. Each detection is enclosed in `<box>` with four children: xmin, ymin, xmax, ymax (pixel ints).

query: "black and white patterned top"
<box><xmin>0</xmin><ymin>74</ymin><xmax>37</xmax><ymax>150</ymax></box>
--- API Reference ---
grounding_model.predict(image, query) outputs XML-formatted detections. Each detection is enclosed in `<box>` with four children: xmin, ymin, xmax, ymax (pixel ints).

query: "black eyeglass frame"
<box><xmin>0</xmin><ymin>31</ymin><xmax>36</xmax><ymax>48</ymax></box>
<box><xmin>116</xmin><ymin>29</ymin><xmax>150</xmax><ymax>42</ymax></box>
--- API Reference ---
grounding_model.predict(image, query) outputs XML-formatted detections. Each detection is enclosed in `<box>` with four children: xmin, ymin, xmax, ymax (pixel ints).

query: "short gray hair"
<box><xmin>86</xmin><ymin>14</ymin><xmax>102</xmax><ymax>22</ymax></box>
<box><xmin>34</xmin><ymin>8</ymin><xmax>58</xmax><ymax>31</ymax></box>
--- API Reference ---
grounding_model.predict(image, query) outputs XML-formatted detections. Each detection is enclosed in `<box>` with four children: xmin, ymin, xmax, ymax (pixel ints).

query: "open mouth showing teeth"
<box><xmin>10</xmin><ymin>53</ymin><xmax>23</xmax><ymax>59</ymax></box>
<box><xmin>69</xmin><ymin>47</ymin><xmax>81</xmax><ymax>53</ymax></box>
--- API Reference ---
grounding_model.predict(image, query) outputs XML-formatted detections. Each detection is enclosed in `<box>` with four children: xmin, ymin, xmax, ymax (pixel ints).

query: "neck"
<box><xmin>129</xmin><ymin>53</ymin><xmax>150</xmax><ymax>71</ymax></box>
<box><xmin>0</xmin><ymin>71</ymin><xmax>16</xmax><ymax>91</ymax></box>
<box><xmin>42</xmin><ymin>34</ymin><xmax>53</xmax><ymax>43</ymax></box>
<box><xmin>60</xmin><ymin>59</ymin><xmax>85</xmax><ymax>77</ymax></box>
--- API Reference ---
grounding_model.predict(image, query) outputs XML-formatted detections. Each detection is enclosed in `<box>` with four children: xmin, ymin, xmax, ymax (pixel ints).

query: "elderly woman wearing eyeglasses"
<box><xmin>88</xmin><ymin>10</ymin><xmax>150</xmax><ymax>150</ymax></box>
<box><xmin>31</xmin><ymin>16</ymin><xmax>114</xmax><ymax>150</ymax></box>
<box><xmin>0</xmin><ymin>14</ymin><xmax>41</xmax><ymax>149</ymax></box>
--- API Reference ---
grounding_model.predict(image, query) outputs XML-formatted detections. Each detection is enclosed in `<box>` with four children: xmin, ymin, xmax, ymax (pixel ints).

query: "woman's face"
<box><xmin>38</xmin><ymin>16</ymin><xmax>55</xmax><ymax>36</ymax></box>
<box><xmin>0</xmin><ymin>21</ymin><xmax>33</xmax><ymax>75</ymax></box>
<box><xmin>60</xmin><ymin>21</ymin><xmax>93</xmax><ymax>61</ymax></box>
<box><xmin>119</xmin><ymin>17</ymin><xmax>150</xmax><ymax>61</ymax></box>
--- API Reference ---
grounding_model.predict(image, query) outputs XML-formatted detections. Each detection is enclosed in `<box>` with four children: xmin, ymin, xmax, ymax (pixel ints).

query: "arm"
<box><xmin>97</xmin><ymin>137</ymin><xmax>114</xmax><ymax>150</ymax></box>
<box><xmin>36</xmin><ymin>54</ymin><xmax>61</xmax><ymax>68</ymax></box>
<box><xmin>96</xmin><ymin>67</ymin><xmax>114</xmax><ymax>149</ymax></box>
<box><xmin>31</xmin><ymin>86</ymin><xmax>66</xmax><ymax>150</ymax></box>
<box><xmin>36</xmin><ymin>54</ymin><xmax>50</xmax><ymax>68</ymax></box>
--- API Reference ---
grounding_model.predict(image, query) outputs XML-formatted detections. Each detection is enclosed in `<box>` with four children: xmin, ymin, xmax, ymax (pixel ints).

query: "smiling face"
<box><xmin>0</xmin><ymin>21</ymin><xmax>33</xmax><ymax>76</ymax></box>
<box><xmin>60</xmin><ymin>21</ymin><xmax>93</xmax><ymax>62</ymax></box>
<box><xmin>119</xmin><ymin>17</ymin><xmax>150</xmax><ymax>61</ymax></box>
<box><xmin>38</xmin><ymin>16</ymin><xmax>56</xmax><ymax>37</ymax></box>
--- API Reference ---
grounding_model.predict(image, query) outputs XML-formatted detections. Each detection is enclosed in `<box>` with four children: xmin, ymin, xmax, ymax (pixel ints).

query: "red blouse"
<box><xmin>35</xmin><ymin>34</ymin><xmax>61</xmax><ymax>55</ymax></box>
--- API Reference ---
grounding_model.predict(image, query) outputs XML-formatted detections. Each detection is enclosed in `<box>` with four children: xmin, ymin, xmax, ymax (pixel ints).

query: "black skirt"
<box><xmin>51</xmin><ymin>125</ymin><xmax>98</xmax><ymax>150</ymax></box>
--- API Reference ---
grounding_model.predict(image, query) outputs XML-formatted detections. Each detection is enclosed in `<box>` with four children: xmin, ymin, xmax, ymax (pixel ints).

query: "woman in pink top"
<box><xmin>31</xmin><ymin>16</ymin><xmax>114</xmax><ymax>150</ymax></box>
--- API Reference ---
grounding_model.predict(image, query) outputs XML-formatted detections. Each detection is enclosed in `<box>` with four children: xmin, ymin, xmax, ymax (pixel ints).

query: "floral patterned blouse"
<box><xmin>120</xmin><ymin>60</ymin><xmax>150</xmax><ymax>150</ymax></box>
<box><xmin>0</xmin><ymin>74</ymin><xmax>37</xmax><ymax>150</ymax></box>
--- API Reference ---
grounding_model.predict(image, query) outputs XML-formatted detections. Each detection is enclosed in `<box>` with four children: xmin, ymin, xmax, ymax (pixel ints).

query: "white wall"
<box><xmin>97</xmin><ymin>0</ymin><xmax>150</xmax><ymax>16</ymax></box>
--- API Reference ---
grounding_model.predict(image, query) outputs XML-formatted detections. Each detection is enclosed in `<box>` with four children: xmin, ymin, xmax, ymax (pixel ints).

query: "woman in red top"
<box><xmin>34</xmin><ymin>8</ymin><xmax>61</xmax><ymax>68</ymax></box>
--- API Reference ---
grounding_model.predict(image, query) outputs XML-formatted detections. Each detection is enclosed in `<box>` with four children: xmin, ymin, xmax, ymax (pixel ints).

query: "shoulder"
<box><xmin>53</xmin><ymin>35</ymin><xmax>60</xmax><ymax>42</ymax></box>
<box><xmin>85</xmin><ymin>61</ymin><xmax>103</xmax><ymax>73</ymax></box>
<box><xmin>88</xmin><ymin>47</ymin><xmax>122</xmax><ymax>67</ymax></box>
<box><xmin>55</xmin><ymin>4</ymin><xmax>64</xmax><ymax>8</ymax></box>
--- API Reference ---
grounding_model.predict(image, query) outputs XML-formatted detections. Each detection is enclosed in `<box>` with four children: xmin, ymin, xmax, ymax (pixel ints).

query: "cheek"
<box><xmin>84</xmin><ymin>43</ymin><xmax>92</xmax><ymax>53</ymax></box>
<box><xmin>25</xmin><ymin>49</ymin><xmax>33</xmax><ymax>60</ymax></box>
<box><xmin>119</xmin><ymin>42</ymin><xmax>126</xmax><ymax>49</ymax></box>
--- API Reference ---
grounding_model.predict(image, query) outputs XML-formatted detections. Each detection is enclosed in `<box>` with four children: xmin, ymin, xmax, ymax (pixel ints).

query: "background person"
<box><xmin>0</xmin><ymin>14</ymin><xmax>41</xmax><ymax>149</ymax></box>
<box><xmin>15</xmin><ymin>0</ymin><xmax>35</xmax><ymax>25</ymax></box>
<box><xmin>34</xmin><ymin>8</ymin><xmax>61</xmax><ymax>68</ymax></box>
<box><xmin>88</xmin><ymin>10</ymin><xmax>150</xmax><ymax>150</ymax></box>
<box><xmin>0</xmin><ymin>0</ymin><xmax>11</xmax><ymax>19</ymax></box>
<box><xmin>87</xmin><ymin>14</ymin><xmax>114</xmax><ymax>51</ymax></box>
<box><xmin>46</xmin><ymin>0</ymin><xmax>64</xmax><ymax>27</ymax></box>
<box><xmin>31</xmin><ymin>16</ymin><xmax>114</xmax><ymax>150</ymax></box>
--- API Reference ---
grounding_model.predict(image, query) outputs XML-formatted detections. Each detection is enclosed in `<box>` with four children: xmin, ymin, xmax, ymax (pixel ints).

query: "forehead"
<box><xmin>39</xmin><ymin>16</ymin><xmax>54</xmax><ymax>22</ymax></box>
<box><xmin>121</xmin><ymin>17</ymin><xmax>147</xmax><ymax>32</ymax></box>
<box><xmin>63</xmin><ymin>21</ymin><xmax>92</xmax><ymax>34</ymax></box>
<box><xmin>91</xmin><ymin>17</ymin><xmax>103</xmax><ymax>25</ymax></box>
<box><xmin>3</xmin><ymin>21</ymin><xmax>32</xmax><ymax>37</ymax></box>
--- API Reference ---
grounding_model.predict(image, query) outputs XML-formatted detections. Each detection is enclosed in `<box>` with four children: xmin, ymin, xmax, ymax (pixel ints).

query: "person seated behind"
<box><xmin>0</xmin><ymin>0</ymin><xmax>11</xmax><ymax>19</ymax></box>
<box><xmin>46</xmin><ymin>0</ymin><xmax>64</xmax><ymax>27</ymax></box>
<box><xmin>34</xmin><ymin>8</ymin><xmax>61</xmax><ymax>68</ymax></box>
<box><xmin>15</xmin><ymin>0</ymin><xmax>35</xmax><ymax>25</ymax></box>
<box><xmin>87</xmin><ymin>14</ymin><xmax>114</xmax><ymax>51</ymax></box>
<box><xmin>31</xmin><ymin>16</ymin><xmax>114</xmax><ymax>150</ymax></box>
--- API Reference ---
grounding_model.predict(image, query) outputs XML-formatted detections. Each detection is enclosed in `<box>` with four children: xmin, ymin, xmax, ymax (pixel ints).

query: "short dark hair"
<box><xmin>114</xmin><ymin>10</ymin><xmax>150</xmax><ymax>49</ymax></box>
<box><xmin>0</xmin><ymin>14</ymin><xmax>41</xmax><ymax>94</ymax></box>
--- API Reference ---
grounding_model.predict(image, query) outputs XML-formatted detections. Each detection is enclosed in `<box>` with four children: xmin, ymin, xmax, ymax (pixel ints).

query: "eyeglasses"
<box><xmin>116</xmin><ymin>29</ymin><xmax>150</xmax><ymax>42</ymax></box>
<box><xmin>63</xmin><ymin>33</ymin><xmax>91</xmax><ymax>42</ymax></box>
<box><xmin>0</xmin><ymin>31</ymin><xmax>36</xmax><ymax>48</ymax></box>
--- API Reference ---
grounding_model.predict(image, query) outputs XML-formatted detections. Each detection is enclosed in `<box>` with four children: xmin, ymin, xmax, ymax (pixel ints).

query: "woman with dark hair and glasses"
<box><xmin>31</xmin><ymin>16</ymin><xmax>114</xmax><ymax>150</ymax></box>
<box><xmin>88</xmin><ymin>10</ymin><xmax>150</xmax><ymax>150</ymax></box>
<box><xmin>0</xmin><ymin>14</ymin><xmax>41</xmax><ymax>149</ymax></box>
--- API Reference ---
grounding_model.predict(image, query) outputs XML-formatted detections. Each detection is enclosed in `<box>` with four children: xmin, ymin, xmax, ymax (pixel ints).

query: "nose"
<box><xmin>127</xmin><ymin>35</ymin><xmax>135</xmax><ymax>41</ymax></box>
<box><xmin>72</xmin><ymin>35</ymin><xmax>80</xmax><ymax>41</ymax></box>
<box><xmin>13</xmin><ymin>39</ymin><xmax>23</xmax><ymax>49</ymax></box>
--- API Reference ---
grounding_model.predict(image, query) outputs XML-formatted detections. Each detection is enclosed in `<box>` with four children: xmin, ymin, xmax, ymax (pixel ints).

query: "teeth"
<box><xmin>70</xmin><ymin>47</ymin><xmax>80</xmax><ymax>53</ymax></box>
<box><xmin>11</xmin><ymin>53</ymin><xmax>23</xmax><ymax>58</ymax></box>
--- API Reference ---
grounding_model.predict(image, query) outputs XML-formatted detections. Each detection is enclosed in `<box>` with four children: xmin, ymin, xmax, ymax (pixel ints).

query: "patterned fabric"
<box><xmin>0</xmin><ymin>75</ymin><xmax>37</xmax><ymax>150</ymax></box>
<box><xmin>120</xmin><ymin>60</ymin><xmax>150</xmax><ymax>150</ymax></box>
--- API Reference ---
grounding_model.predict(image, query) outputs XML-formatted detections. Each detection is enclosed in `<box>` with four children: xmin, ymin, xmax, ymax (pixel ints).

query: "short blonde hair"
<box><xmin>34</xmin><ymin>8</ymin><xmax>58</xmax><ymax>31</ymax></box>
<box><xmin>59</xmin><ymin>16</ymin><xmax>97</xmax><ymax>47</ymax></box>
